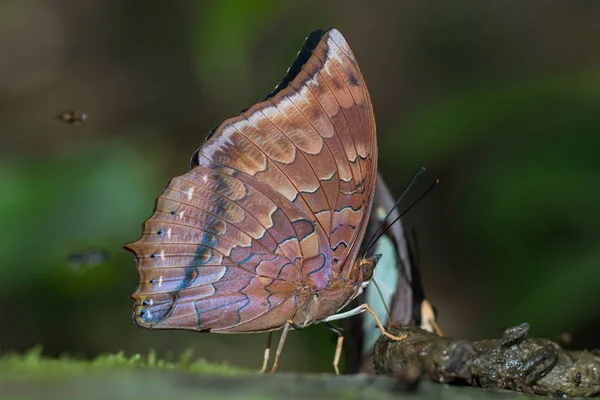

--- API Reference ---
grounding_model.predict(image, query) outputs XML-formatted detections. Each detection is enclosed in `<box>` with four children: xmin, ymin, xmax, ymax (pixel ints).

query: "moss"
<box><xmin>0</xmin><ymin>347</ymin><xmax>560</xmax><ymax>399</ymax></box>
<box><xmin>0</xmin><ymin>346</ymin><xmax>248</xmax><ymax>381</ymax></box>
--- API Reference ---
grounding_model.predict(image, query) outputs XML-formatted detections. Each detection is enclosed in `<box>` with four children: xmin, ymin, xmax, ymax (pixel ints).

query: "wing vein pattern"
<box><xmin>127</xmin><ymin>29</ymin><xmax>377</xmax><ymax>333</ymax></box>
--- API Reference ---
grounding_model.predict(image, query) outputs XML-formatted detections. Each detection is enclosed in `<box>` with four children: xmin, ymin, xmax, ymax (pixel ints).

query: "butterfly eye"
<box><xmin>361</xmin><ymin>262</ymin><xmax>374</xmax><ymax>281</ymax></box>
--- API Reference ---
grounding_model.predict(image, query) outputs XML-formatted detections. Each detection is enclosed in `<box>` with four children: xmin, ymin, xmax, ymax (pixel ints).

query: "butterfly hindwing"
<box><xmin>129</xmin><ymin>163</ymin><xmax>334</xmax><ymax>332</ymax></box>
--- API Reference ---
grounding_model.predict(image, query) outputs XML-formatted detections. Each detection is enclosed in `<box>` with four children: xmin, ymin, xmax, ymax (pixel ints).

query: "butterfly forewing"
<box><xmin>127</xmin><ymin>28</ymin><xmax>377</xmax><ymax>333</ymax></box>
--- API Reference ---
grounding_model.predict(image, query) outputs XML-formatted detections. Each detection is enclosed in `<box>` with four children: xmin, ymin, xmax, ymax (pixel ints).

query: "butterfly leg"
<box><xmin>270</xmin><ymin>320</ymin><xmax>293</xmax><ymax>373</ymax></box>
<box><xmin>420</xmin><ymin>299</ymin><xmax>444</xmax><ymax>336</ymax></box>
<box><xmin>260</xmin><ymin>332</ymin><xmax>272</xmax><ymax>373</ymax></box>
<box><xmin>362</xmin><ymin>303</ymin><xmax>408</xmax><ymax>341</ymax></box>
<box><xmin>323</xmin><ymin>321</ymin><xmax>344</xmax><ymax>375</ymax></box>
<box><xmin>429</xmin><ymin>319</ymin><xmax>443</xmax><ymax>336</ymax></box>
<box><xmin>323</xmin><ymin>303</ymin><xmax>408</xmax><ymax>342</ymax></box>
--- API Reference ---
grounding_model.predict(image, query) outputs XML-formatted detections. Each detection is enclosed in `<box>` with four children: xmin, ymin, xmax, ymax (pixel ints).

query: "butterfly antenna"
<box><xmin>371</xmin><ymin>278</ymin><xmax>392</xmax><ymax>323</ymax></box>
<box><xmin>362</xmin><ymin>167</ymin><xmax>425</xmax><ymax>255</ymax></box>
<box><xmin>365</xmin><ymin>179</ymin><xmax>439</xmax><ymax>255</ymax></box>
<box><xmin>407</xmin><ymin>228</ymin><xmax>425</xmax><ymax>302</ymax></box>
<box><xmin>410</xmin><ymin>228</ymin><xmax>421</xmax><ymax>271</ymax></box>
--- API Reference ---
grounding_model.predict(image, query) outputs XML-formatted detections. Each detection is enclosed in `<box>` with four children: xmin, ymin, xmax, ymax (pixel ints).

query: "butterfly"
<box><xmin>345</xmin><ymin>174</ymin><xmax>443</xmax><ymax>373</ymax></box>
<box><xmin>125</xmin><ymin>28</ymin><xmax>406</xmax><ymax>374</ymax></box>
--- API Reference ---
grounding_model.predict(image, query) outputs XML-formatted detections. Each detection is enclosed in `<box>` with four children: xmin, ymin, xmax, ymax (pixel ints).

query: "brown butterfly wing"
<box><xmin>129</xmin><ymin>163</ymin><xmax>332</xmax><ymax>332</ymax></box>
<box><xmin>126</xmin><ymin>29</ymin><xmax>377</xmax><ymax>333</ymax></box>
<box><xmin>196</xmin><ymin>29</ymin><xmax>377</xmax><ymax>278</ymax></box>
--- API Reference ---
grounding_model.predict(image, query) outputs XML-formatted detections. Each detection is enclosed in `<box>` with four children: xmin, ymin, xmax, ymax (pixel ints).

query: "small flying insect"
<box><xmin>67</xmin><ymin>249</ymin><xmax>109</xmax><ymax>274</ymax></box>
<box><xmin>57</xmin><ymin>111</ymin><xmax>88</xmax><ymax>124</ymax></box>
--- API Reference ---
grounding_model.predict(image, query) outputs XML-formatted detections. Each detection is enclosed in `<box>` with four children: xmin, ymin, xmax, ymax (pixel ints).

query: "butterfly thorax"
<box><xmin>292</xmin><ymin>255</ymin><xmax>378</xmax><ymax>327</ymax></box>
<box><xmin>292</xmin><ymin>278</ymin><xmax>359</xmax><ymax>328</ymax></box>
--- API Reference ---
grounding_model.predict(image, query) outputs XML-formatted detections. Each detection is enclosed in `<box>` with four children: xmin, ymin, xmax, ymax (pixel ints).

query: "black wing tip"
<box><xmin>192</xmin><ymin>28</ymin><xmax>335</xmax><ymax>167</ymax></box>
<box><xmin>261</xmin><ymin>28</ymin><xmax>328</xmax><ymax>102</ymax></box>
<box><xmin>190</xmin><ymin>148</ymin><xmax>200</xmax><ymax>168</ymax></box>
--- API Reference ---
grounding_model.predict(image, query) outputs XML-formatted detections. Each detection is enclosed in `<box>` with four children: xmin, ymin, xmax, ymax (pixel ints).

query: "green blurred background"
<box><xmin>1</xmin><ymin>0</ymin><xmax>598</xmax><ymax>373</ymax></box>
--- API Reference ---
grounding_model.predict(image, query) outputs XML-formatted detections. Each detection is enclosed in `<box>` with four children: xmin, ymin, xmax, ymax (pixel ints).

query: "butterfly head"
<box><xmin>356</xmin><ymin>253</ymin><xmax>382</xmax><ymax>291</ymax></box>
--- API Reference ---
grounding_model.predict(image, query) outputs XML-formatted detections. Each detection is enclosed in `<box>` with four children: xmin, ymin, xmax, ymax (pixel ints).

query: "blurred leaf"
<box><xmin>403</xmin><ymin>70</ymin><xmax>600</xmax><ymax>335</ymax></box>
<box><xmin>500</xmin><ymin>248</ymin><xmax>600</xmax><ymax>334</ymax></box>
<box><xmin>0</xmin><ymin>139</ymin><xmax>161</xmax><ymax>290</ymax></box>
<box><xmin>467</xmin><ymin>151</ymin><xmax>600</xmax><ymax>333</ymax></box>
<box><xmin>382</xmin><ymin>69</ymin><xmax>600</xmax><ymax>170</ymax></box>
<box><xmin>188</xmin><ymin>0</ymin><xmax>280</xmax><ymax>104</ymax></box>
<box><xmin>380</xmin><ymin>67</ymin><xmax>600</xmax><ymax>337</ymax></box>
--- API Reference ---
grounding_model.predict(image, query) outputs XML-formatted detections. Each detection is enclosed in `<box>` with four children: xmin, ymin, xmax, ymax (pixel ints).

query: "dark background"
<box><xmin>1</xmin><ymin>0</ymin><xmax>599</xmax><ymax>372</ymax></box>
